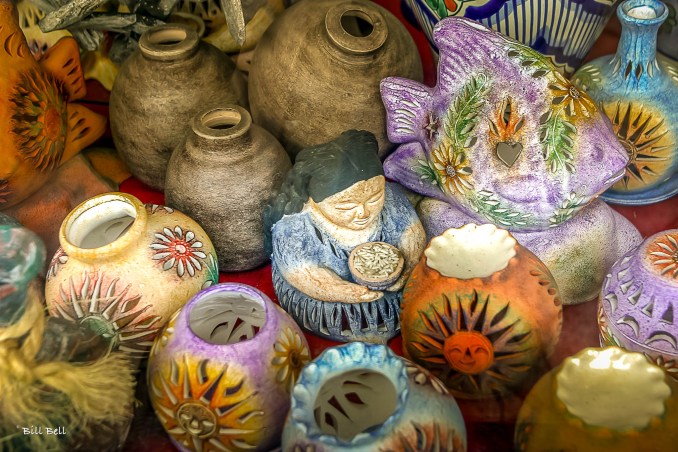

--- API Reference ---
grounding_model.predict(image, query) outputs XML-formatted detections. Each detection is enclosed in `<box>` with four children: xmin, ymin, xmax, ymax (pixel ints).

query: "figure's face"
<box><xmin>313</xmin><ymin>176</ymin><xmax>385</xmax><ymax>230</ymax></box>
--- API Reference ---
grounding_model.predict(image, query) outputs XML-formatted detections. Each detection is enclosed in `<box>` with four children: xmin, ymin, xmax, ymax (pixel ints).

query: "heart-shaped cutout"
<box><xmin>496</xmin><ymin>141</ymin><xmax>522</xmax><ymax>167</ymax></box>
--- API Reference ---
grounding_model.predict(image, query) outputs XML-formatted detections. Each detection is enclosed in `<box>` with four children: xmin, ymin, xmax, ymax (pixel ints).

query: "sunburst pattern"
<box><xmin>648</xmin><ymin>232</ymin><xmax>678</xmax><ymax>278</ymax></box>
<box><xmin>548</xmin><ymin>72</ymin><xmax>596</xmax><ymax>118</ymax></box>
<box><xmin>410</xmin><ymin>290</ymin><xmax>538</xmax><ymax>398</ymax></box>
<box><xmin>52</xmin><ymin>272</ymin><xmax>161</xmax><ymax>357</ymax></box>
<box><xmin>150</xmin><ymin>355</ymin><xmax>264</xmax><ymax>451</ymax></box>
<box><xmin>272</xmin><ymin>327</ymin><xmax>311</xmax><ymax>393</ymax></box>
<box><xmin>380</xmin><ymin>421</ymin><xmax>465</xmax><ymax>452</ymax></box>
<box><xmin>152</xmin><ymin>308</ymin><xmax>181</xmax><ymax>357</ymax></box>
<box><xmin>46</xmin><ymin>247</ymin><xmax>68</xmax><ymax>280</ymax></box>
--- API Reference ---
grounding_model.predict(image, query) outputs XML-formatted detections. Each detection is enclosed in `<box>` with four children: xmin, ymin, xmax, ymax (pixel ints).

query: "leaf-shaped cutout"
<box><xmin>39</xmin><ymin>37</ymin><xmax>86</xmax><ymax>100</ymax></box>
<box><xmin>189</xmin><ymin>293</ymin><xmax>266</xmax><ymax>345</ymax></box>
<box><xmin>61</xmin><ymin>103</ymin><xmax>106</xmax><ymax>163</ymax></box>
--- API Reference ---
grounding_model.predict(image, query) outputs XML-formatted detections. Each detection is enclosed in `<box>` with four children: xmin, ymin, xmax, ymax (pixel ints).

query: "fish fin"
<box><xmin>384</xmin><ymin>142</ymin><xmax>449</xmax><ymax>203</ymax></box>
<box><xmin>380</xmin><ymin>77</ymin><xmax>432</xmax><ymax>144</ymax></box>
<box><xmin>61</xmin><ymin>104</ymin><xmax>106</xmax><ymax>164</ymax></box>
<box><xmin>39</xmin><ymin>37</ymin><xmax>86</xmax><ymax>101</ymax></box>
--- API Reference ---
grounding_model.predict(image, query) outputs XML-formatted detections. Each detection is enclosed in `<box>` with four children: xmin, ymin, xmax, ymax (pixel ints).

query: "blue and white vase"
<box><xmin>281</xmin><ymin>342</ymin><xmax>467</xmax><ymax>451</ymax></box>
<box><xmin>573</xmin><ymin>0</ymin><xmax>678</xmax><ymax>205</ymax></box>
<box><xmin>401</xmin><ymin>0</ymin><xmax>618</xmax><ymax>75</ymax></box>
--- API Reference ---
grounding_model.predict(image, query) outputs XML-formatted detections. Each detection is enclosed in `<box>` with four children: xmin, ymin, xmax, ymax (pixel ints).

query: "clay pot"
<box><xmin>44</xmin><ymin>193</ymin><xmax>219</xmax><ymax>359</ymax></box>
<box><xmin>248</xmin><ymin>0</ymin><xmax>423</xmax><ymax>159</ymax></box>
<box><xmin>109</xmin><ymin>24</ymin><xmax>247</xmax><ymax>190</ymax></box>
<box><xmin>165</xmin><ymin>106</ymin><xmax>291</xmax><ymax>272</ymax></box>
<box><xmin>148</xmin><ymin>283</ymin><xmax>311</xmax><ymax>451</ymax></box>
<box><xmin>400</xmin><ymin>224</ymin><xmax>562</xmax><ymax>400</ymax></box>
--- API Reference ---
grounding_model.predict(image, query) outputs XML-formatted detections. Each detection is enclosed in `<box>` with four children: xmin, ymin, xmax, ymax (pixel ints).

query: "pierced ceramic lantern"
<box><xmin>599</xmin><ymin>229</ymin><xmax>678</xmax><ymax>378</ymax></box>
<box><xmin>44</xmin><ymin>193</ymin><xmax>218</xmax><ymax>359</ymax></box>
<box><xmin>148</xmin><ymin>283</ymin><xmax>311</xmax><ymax>451</ymax></box>
<box><xmin>515</xmin><ymin>347</ymin><xmax>678</xmax><ymax>451</ymax></box>
<box><xmin>282</xmin><ymin>342</ymin><xmax>467</xmax><ymax>451</ymax></box>
<box><xmin>400</xmin><ymin>224</ymin><xmax>562</xmax><ymax>400</ymax></box>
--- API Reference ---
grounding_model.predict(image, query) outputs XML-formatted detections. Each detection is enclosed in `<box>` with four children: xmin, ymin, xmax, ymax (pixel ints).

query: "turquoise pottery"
<box><xmin>573</xmin><ymin>0</ymin><xmax>678</xmax><ymax>205</ymax></box>
<box><xmin>282</xmin><ymin>342</ymin><xmax>467</xmax><ymax>451</ymax></box>
<box><xmin>401</xmin><ymin>0</ymin><xmax>619</xmax><ymax>75</ymax></box>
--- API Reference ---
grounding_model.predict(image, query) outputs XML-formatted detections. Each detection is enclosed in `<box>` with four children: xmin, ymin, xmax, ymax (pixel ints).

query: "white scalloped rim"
<box><xmin>424</xmin><ymin>224</ymin><xmax>517</xmax><ymax>279</ymax></box>
<box><xmin>556</xmin><ymin>347</ymin><xmax>671</xmax><ymax>430</ymax></box>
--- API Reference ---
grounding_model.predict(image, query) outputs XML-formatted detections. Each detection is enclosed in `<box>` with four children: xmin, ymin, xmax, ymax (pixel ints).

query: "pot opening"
<box><xmin>147</xmin><ymin>28</ymin><xmax>188</xmax><ymax>46</ymax></box>
<box><xmin>313</xmin><ymin>369</ymin><xmax>397</xmax><ymax>441</ymax></box>
<box><xmin>189</xmin><ymin>291</ymin><xmax>265</xmax><ymax>345</ymax></box>
<box><xmin>621</xmin><ymin>0</ymin><xmax>667</xmax><ymax>21</ymax></box>
<box><xmin>66</xmin><ymin>198</ymin><xmax>136</xmax><ymax>249</ymax></box>
<box><xmin>340</xmin><ymin>10</ymin><xmax>374</xmax><ymax>38</ymax></box>
<box><xmin>202</xmin><ymin>109</ymin><xmax>241</xmax><ymax>130</ymax></box>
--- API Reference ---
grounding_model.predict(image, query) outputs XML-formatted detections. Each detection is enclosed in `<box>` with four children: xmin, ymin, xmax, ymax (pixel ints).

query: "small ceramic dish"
<box><xmin>349</xmin><ymin>242</ymin><xmax>404</xmax><ymax>290</ymax></box>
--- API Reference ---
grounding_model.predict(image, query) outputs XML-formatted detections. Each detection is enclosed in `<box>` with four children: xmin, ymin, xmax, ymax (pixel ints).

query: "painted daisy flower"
<box><xmin>431</xmin><ymin>143</ymin><xmax>473</xmax><ymax>194</ymax></box>
<box><xmin>272</xmin><ymin>327</ymin><xmax>311</xmax><ymax>393</ymax></box>
<box><xmin>151</xmin><ymin>226</ymin><xmax>207</xmax><ymax>277</ymax></box>
<box><xmin>649</xmin><ymin>233</ymin><xmax>678</xmax><ymax>278</ymax></box>
<box><xmin>548</xmin><ymin>72</ymin><xmax>596</xmax><ymax>118</ymax></box>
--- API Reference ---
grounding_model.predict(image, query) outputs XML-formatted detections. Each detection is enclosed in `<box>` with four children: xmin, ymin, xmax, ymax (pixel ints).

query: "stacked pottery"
<box><xmin>599</xmin><ymin>229</ymin><xmax>678</xmax><ymax>377</ymax></box>
<box><xmin>44</xmin><ymin>193</ymin><xmax>218</xmax><ymax>359</ymax></box>
<box><xmin>147</xmin><ymin>283</ymin><xmax>311</xmax><ymax>451</ymax></box>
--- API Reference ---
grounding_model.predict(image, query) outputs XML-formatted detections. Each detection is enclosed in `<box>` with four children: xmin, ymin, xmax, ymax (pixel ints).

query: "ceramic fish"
<box><xmin>0</xmin><ymin>0</ymin><xmax>106</xmax><ymax>209</ymax></box>
<box><xmin>381</xmin><ymin>17</ymin><xmax>629</xmax><ymax>231</ymax></box>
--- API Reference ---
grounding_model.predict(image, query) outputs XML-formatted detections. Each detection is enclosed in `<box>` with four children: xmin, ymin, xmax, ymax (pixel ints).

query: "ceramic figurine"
<box><xmin>109</xmin><ymin>23</ymin><xmax>247</xmax><ymax>190</ymax></box>
<box><xmin>0</xmin><ymin>225</ymin><xmax>136</xmax><ymax>451</ymax></box>
<box><xmin>166</xmin><ymin>106</ymin><xmax>291</xmax><ymax>272</ymax></box>
<box><xmin>599</xmin><ymin>229</ymin><xmax>678</xmax><ymax>378</ymax></box>
<box><xmin>400</xmin><ymin>224</ymin><xmax>562</xmax><ymax>400</ymax></box>
<box><xmin>0</xmin><ymin>0</ymin><xmax>106</xmax><ymax>209</ymax></box>
<box><xmin>265</xmin><ymin>130</ymin><xmax>427</xmax><ymax>343</ymax></box>
<box><xmin>381</xmin><ymin>17</ymin><xmax>642</xmax><ymax>304</ymax></box>
<box><xmin>515</xmin><ymin>347</ymin><xmax>678</xmax><ymax>451</ymax></box>
<box><xmin>44</xmin><ymin>192</ymin><xmax>219</xmax><ymax>359</ymax></box>
<box><xmin>148</xmin><ymin>283</ymin><xmax>311</xmax><ymax>451</ymax></box>
<box><xmin>658</xmin><ymin>0</ymin><xmax>678</xmax><ymax>59</ymax></box>
<box><xmin>573</xmin><ymin>0</ymin><xmax>678</xmax><ymax>205</ymax></box>
<box><xmin>248</xmin><ymin>0</ymin><xmax>423</xmax><ymax>159</ymax></box>
<box><xmin>402</xmin><ymin>0</ymin><xmax>618</xmax><ymax>76</ymax></box>
<box><xmin>282</xmin><ymin>342</ymin><xmax>467</xmax><ymax>451</ymax></box>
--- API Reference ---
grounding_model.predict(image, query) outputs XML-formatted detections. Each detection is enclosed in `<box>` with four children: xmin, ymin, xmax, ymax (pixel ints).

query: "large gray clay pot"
<box><xmin>110</xmin><ymin>24</ymin><xmax>247</xmax><ymax>190</ymax></box>
<box><xmin>165</xmin><ymin>106</ymin><xmax>291</xmax><ymax>271</ymax></box>
<box><xmin>248</xmin><ymin>0</ymin><xmax>423</xmax><ymax>159</ymax></box>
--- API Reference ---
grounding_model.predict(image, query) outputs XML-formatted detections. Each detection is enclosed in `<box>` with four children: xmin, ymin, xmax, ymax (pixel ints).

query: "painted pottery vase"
<box><xmin>400</xmin><ymin>224</ymin><xmax>562</xmax><ymax>400</ymax></box>
<box><xmin>109</xmin><ymin>23</ymin><xmax>247</xmax><ymax>190</ymax></box>
<box><xmin>165</xmin><ymin>106</ymin><xmax>291</xmax><ymax>272</ymax></box>
<box><xmin>658</xmin><ymin>0</ymin><xmax>678</xmax><ymax>59</ymax></box>
<box><xmin>402</xmin><ymin>0</ymin><xmax>618</xmax><ymax>76</ymax></box>
<box><xmin>282</xmin><ymin>342</ymin><xmax>467</xmax><ymax>451</ymax></box>
<box><xmin>515</xmin><ymin>347</ymin><xmax>678</xmax><ymax>451</ymax></box>
<box><xmin>147</xmin><ymin>283</ymin><xmax>311</xmax><ymax>451</ymax></box>
<box><xmin>573</xmin><ymin>0</ymin><xmax>678</xmax><ymax>205</ymax></box>
<box><xmin>0</xmin><ymin>0</ymin><xmax>106</xmax><ymax>209</ymax></box>
<box><xmin>248</xmin><ymin>0</ymin><xmax>423</xmax><ymax>159</ymax></box>
<box><xmin>598</xmin><ymin>229</ymin><xmax>678</xmax><ymax>378</ymax></box>
<box><xmin>266</xmin><ymin>131</ymin><xmax>426</xmax><ymax>343</ymax></box>
<box><xmin>44</xmin><ymin>192</ymin><xmax>219</xmax><ymax>360</ymax></box>
<box><xmin>382</xmin><ymin>17</ymin><xmax>642</xmax><ymax>304</ymax></box>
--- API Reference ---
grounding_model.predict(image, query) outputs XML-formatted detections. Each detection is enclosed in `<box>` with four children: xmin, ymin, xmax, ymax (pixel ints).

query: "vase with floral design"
<box><xmin>44</xmin><ymin>192</ymin><xmax>219</xmax><ymax>360</ymax></box>
<box><xmin>598</xmin><ymin>228</ymin><xmax>678</xmax><ymax>379</ymax></box>
<box><xmin>381</xmin><ymin>17</ymin><xmax>642</xmax><ymax>304</ymax></box>
<box><xmin>573</xmin><ymin>0</ymin><xmax>678</xmax><ymax>205</ymax></box>
<box><xmin>147</xmin><ymin>282</ymin><xmax>311</xmax><ymax>451</ymax></box>
<box><xmin>515</xmin><ymin>347</ymin><xmax>678</xmax><ymax>451</ymax></box>
<box><xmin>282</xmin><ymin>342</ymin><xmax>467</xmax><ymax>451</ymax></box>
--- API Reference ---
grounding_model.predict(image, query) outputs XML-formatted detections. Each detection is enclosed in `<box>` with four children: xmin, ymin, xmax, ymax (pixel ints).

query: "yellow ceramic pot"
<box><xmin>45</xmin><ymin>193</ymin><xmax>219</xmax><ymax>359</ymax></box>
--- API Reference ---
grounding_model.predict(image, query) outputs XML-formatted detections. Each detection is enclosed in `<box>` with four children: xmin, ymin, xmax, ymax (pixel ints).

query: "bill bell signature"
<box><xmin>16</xmin><ymin>425</ymin><xmax>67</xmax><ymax>436</ymax></box>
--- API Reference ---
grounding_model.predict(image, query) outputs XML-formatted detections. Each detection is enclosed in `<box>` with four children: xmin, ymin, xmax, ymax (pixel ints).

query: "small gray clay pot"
<box><xmin>110</xmin><ymin>24</ymin><xmax>248</xmax><ymax>190</ymax></box>
<box><xmin>165</xmin><ymin>106</ymin><xmax>291</xmax><ymax>272</ymax></box>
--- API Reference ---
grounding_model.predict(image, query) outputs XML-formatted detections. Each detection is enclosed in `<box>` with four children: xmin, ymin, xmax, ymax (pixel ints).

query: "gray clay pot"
<box><xmin>165</xmin><ymin>106</ymin><xmax>291</xmax><ymax>272</ymax></box>
<box><xmin>110</xmin><ymin>24</ymin><xmax>248</xmax><ymax>190</ymax></box>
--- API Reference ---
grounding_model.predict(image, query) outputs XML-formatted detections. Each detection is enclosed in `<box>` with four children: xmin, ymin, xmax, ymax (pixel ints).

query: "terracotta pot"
<box><xmin>248</xmin><ymin>0</ymin><xmax>423</xmax><ymax>159</ymax></box>
<box><xmin>44</xmin><ymin>193</ymin><xmax>219</xmax><ymax>360</ymax></box>
<box><xmin>165</xmin><ymin>106</ymin><xmax>291</xmax><ymax>272</ymax></box>
<box><xmin>109</xmin><ymin>24</ymin><xmax>247</xmax><ymax>190</ymax></box>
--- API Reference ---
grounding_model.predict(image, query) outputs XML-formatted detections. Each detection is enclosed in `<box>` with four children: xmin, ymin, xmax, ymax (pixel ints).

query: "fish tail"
<box><xmin>380</xmin><ymin>77</ymin><xmax>432</xmax><ymax>144</ymax></box>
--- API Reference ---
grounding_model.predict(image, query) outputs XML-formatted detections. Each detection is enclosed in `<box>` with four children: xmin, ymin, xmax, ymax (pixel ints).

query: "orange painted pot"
<box><xmin>400</xmin><ymin>224</ymin><xmax>562</xmax><ymax>400</ymax></box>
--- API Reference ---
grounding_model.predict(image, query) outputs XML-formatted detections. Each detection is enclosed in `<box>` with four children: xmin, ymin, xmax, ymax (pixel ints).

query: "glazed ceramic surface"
<box><xmin>382</xmin><ymin>17</ymin><xmax>642</xmax><ymax>303</ymax></box>
<box><xmin>248</xmin><ymin>0</ymin><xmax>423</xmax><ymax>158</ymax></box>
<box><xmin>282</xmin><ymin>342</ymin><xmax>467</xmax><ymax>451</ymax></box>
<box><xmin>44</xmin><ymin>193</ymin><xmax>219</xmax><ymax>359</ymax></box>
<box><xmin>402</xmin><ymin>0</ymin><xmax>618</xmax><ymax>75</ymax></box>
<box><xmin>401</xmin><ymin>224</ymin><xmax>562</xmax><ymax>400</ymax></box>
<box><xmin>0</xmin><ymin>0</ymin><xmax>106</xmax><ymax>209</ymax></box>
<box><xmin>515</xmin><ymin>347</ymin><xmax>678</xmax><ymax>451</ymax></box>
<box><xmin>148</xmin><ymin>283</ymin><xmax>311</xmax><ymax>451</ymax></box>
<box><xmin>165</xmin><ymin>106</ymin><xmax>291</xmax><ymax>272</ymax></box>
<box><xmin>109</xmin><ymin>23</ymin><xmax>247</xmax><ymax>190</ymax></box>
<box><xmin>658</xmin><ymin>0</ymin><xmax>678</xmax><ymax>59</ymax></box>
<box><xmin>599</xmin><ymin>229</ymin><xmax>678</xmax><ymax>378</ymax></box>
<box><xmin>573</xmin><ymin>0</ymin><xmax>678</xmax><ymax>205</ymax></box>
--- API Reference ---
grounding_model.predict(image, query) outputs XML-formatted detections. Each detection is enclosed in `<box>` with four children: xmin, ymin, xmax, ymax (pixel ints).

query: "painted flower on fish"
<box><xmin>272</xmin><ymin>327</ymin><xmax>311</xmax><ymax>393</ymax></box>
<box><xmin>432</xmin><ymin>143</ymin><xmax>473</xmax><ymax>194</ymax></box>
<box><xmin>548</xmin><ymin>72</ymin><xmax>596</xmax><ymax>118</ymax></box>
<box><xmin>151</xmin><ymin>226</ymin><xmax>207</xmax><ymax>277</ymax></box>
